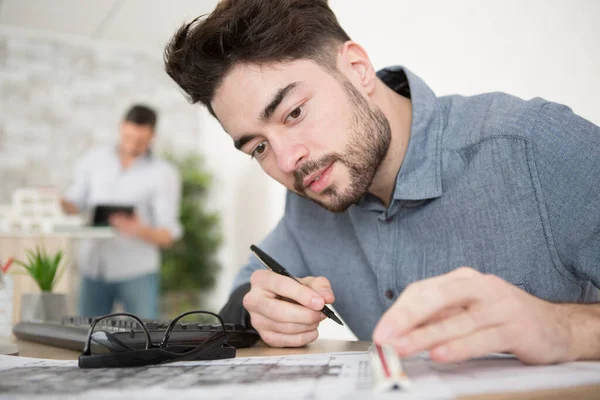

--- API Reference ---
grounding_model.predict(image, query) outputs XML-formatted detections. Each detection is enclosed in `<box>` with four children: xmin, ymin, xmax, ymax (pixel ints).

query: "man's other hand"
<box><xmin>109</xmin><ymin>213</ymin><xmax>143</xmax><ymax>237</ymax></box>
<box><xmin>373</xmin><ymin>267</ymin><xmax>576</xmax><ymax>365</ymax></box>
<box><xmin>60</xmin><ymin>198</ymin><xmax>79</xmax><ymax>215</ymax></box>
<box><xmin>243</xmin><ymin>271</ymin><xmax>335</xmax><ymax>348</ymax></box>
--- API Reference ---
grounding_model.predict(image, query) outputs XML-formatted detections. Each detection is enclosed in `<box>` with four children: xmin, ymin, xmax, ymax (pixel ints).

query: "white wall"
<box><xmin>199</xmin><ymin>0</ymin><xmax>600</xmax><ymax>340</ymax></box>
<box><xmin>0</xmin><ymin>28</ymin><xmax>199</xmax><ymax>203</ymax></box>
<box><xmin>331</xmin><ymin>0</ymin><xmax>600</xmax><ymax>124</ymax></box>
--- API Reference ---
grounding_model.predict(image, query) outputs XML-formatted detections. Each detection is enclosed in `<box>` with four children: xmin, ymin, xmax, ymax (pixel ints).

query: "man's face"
<box><xmin>211</xmin><ymin>59</ymin><xmax>391</xmax><ymax>213</ymax></box>
<box><xmin>119</xmin><ymin>121</ymin><xmax>154</xmax><ymax>158</ymax></box>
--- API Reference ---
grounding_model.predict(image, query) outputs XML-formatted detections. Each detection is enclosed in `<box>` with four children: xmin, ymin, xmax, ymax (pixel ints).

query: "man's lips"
<box><xmin>302</xmin><ymin>163</ymin><xmax>334</xmax><ymax>189</ymax></box>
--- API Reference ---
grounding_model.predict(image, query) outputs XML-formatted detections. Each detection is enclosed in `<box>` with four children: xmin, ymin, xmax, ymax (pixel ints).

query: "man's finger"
<box><xmin>299</xmin><ymin>276</ymin><xmax>335</xmax><ymax>303</ymax></box>
<box><xmin>250</xmin><ymin>295</ymin><xmax>325</xmax><ymax>324</ymax></box>
<box><xmin>426</xmin><ymin>306</ymin><xmax>464</xmax><ymax>324</ymax></box>
<box><xmin>391</xmin><ymin>307</ymin><xmax>500</xmax><ymax>357</ymax></box>
<box><xmin>373</xmin><ymin>273</ymin><xmax>488</xmax><ymax>342</ymax></box>
<box><xmin>250</xmin><ymin>270</ymin><xmax>325</xmax><ymax>310</ymax></box>
<box><xmin>250</xmin><ymin>313</ymin><xmax>320</xmax><ymax>334</ymax></box>
<box><xmin>429</xmin><ymin>326</ymin><xmax>508</xmax><ymax>363</ymax></box>
<box><xmin>260</xmin><ymin>329</ymin><xmax>319</xmax><ymax>348</ymax></box>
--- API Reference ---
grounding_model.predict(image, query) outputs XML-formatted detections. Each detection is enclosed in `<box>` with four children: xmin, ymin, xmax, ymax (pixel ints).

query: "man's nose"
<box><xmin>275</xmin><ymin>141</ymin><xmax>309</xmax><ymax>174</ymax></box>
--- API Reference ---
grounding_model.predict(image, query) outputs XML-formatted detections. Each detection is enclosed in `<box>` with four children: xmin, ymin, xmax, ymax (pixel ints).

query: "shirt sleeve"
<box><xmin>230</xmin><ymin>191</ymin><xmax>311</xmax><ymax>292</ymax></box>
<box><xmin>533</xmin><ymin>102</ymin><xmax>600</xmax><ymax>289</ymax></box>
<box><xmin>64</xmin><ymin>153</ymin><xmax>91</xmax><ymax>212</ymax></box>
<box><xmin>152</xmin><ymin>164</ymin><xmax>183</xmax><ymax>240</ymax></box>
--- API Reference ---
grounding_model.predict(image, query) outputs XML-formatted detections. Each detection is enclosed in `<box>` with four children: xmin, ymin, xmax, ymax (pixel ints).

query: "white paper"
<box><xmin>0</xmin><ymin>352</ymin><xmax>450</xmax><ymax>400</ymax></box>
<box><xmin>1</xmin><ymin>352</ymin><xmax>599</xmax><ymax>399</ymax></box>
<box><xmin>429</xmin><ymin>355</ymin><xmax>600</xmax><ymax>396</ymax></box>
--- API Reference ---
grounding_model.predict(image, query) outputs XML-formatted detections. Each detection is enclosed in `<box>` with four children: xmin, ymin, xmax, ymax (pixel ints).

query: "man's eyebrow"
<box><xmin>260</xmin><ymin>82</ymin><xmax>299</xmax><ymax>122</ymax></box>
<box><xmin>233</xmin><ymin>82</ymin><xmax>301</xmax><ymax>151</ymax></box>
<box><xmin>233</xmin><ymin>134</ymin><xmax>256</xmax><ymax>151</ymax></box>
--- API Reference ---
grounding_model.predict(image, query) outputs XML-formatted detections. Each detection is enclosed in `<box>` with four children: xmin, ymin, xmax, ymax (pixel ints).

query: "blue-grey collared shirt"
<box><xmin>231</xmin><ymin>66</ymin><xmax>600</xmax><ymax>341</ymax></box>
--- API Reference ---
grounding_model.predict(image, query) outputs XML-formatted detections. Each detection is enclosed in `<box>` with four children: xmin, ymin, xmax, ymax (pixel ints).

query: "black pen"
<box><xmin>250</xmin><ymin>244</ymin><xmax>344</xmax><ymax>326</ymax></box>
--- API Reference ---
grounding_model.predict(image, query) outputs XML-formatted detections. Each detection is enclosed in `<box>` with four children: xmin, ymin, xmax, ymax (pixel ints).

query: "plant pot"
<box><xmin>0</xmin><ymin>276</ymin><xmax>13</xmax><ymax>337</ymax></box>
<box><xmin>20</xmin><ymin>292</ymin><xmax>68</xmax><ymax>322</ymax></box>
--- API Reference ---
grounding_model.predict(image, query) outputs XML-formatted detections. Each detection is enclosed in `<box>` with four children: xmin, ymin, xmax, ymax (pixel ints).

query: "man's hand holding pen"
<box><xmin>243</xmin><ymin>271</ymin><xmax>335</xmax><ymax>347</ymax></box>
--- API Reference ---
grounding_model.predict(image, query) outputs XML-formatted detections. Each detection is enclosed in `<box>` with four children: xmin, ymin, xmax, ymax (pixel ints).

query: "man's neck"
<box><xmin>121</xmin><ymin>157</ymin><xmax>134</xmax><ymax>169</ymax></box>
<box><xmin>118</xmin><ymin>149</ymin><xmax>137</xmax><ymax>169</ymax></box>
<box><xmin>368</xmin><ymin>79</ymin><xmax>412</xmax><ymax>206</ymax></box>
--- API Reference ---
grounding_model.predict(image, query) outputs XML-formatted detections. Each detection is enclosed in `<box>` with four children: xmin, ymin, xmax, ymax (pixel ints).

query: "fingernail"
<box><xmin>311</xmin><ymin>297</ymin><xmax>323</xmax><ymax>309</ymax></box>
<box><xmin>374</xmin><ymin>324</ymin><xmax>393</xmax><ymax>342</ymax></box>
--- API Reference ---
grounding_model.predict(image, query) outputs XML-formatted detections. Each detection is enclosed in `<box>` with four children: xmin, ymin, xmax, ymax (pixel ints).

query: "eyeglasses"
<box><xmin>78</xmin><ymin>310</ymin><xmax>235</xmax><ymax>368</ymax></box>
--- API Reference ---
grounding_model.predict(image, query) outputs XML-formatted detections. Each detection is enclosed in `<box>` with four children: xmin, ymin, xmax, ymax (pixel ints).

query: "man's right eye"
<box><xmin>251</xmin><ymin>141</ymin><xmax>268</xmax><ymax>159</ymax></box>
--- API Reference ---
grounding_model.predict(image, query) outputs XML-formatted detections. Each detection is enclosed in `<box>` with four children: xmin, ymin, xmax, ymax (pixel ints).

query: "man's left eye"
<box><xmin>285</xmin><ymin>106</ymin><xmax>303</xmax><ymax>122</ymax></box>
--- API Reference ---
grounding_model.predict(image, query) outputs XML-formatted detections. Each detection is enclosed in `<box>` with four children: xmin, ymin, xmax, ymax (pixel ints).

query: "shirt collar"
<box><xmin>113</xmin><ymin>145</ymin><xmax>154</xmax><ymax>163</ymax></box>
<box><xmin>378</xmin><ymin>66</ymin><xmax>443</xmax><ymax>202</ymax></box>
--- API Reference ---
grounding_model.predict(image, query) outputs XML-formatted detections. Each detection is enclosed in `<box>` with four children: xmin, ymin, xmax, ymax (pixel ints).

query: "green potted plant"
<box><xmin>15</xmin><ymin>246</ymin><xmax>67</xmax><ymax>322</ymax></box>
<box><xmin>161</xmin><ymin>153</ymin><xmax>222</xmax><ymax>318</ymax></box>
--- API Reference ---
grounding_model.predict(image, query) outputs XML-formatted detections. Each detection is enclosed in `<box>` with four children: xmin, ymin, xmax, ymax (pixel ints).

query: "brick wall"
<box><xmin>0</xmin><ymin>30</ymin><xmax>199</xmax><ymax>203</ymax></box>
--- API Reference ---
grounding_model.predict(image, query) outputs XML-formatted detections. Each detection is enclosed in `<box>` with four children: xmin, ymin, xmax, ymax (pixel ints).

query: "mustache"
<box><xmin>293</xmin><ymin>153</ymin><xmax>342</xmax><ymax>193</ymax></box>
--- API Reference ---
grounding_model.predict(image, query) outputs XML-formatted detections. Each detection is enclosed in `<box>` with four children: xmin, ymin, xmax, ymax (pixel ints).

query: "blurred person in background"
<box><xmin>61</xmin><ymin>104</ymin><xmax>183</xmax><ymax>319</ymax></box>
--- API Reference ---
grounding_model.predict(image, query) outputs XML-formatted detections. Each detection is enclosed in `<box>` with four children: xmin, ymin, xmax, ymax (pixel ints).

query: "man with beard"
<box><xmin>62</xmin><ymin>104</ymin><xmax>182</xmax><ymax>319</ymax></box>
<box><xmin>164</xmin><ymin>0</ymin><xmax>600</xmax><ymax>364</ymax></box>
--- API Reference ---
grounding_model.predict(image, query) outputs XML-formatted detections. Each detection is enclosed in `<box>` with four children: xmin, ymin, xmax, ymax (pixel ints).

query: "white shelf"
<box><xmin>0</xmin><ymin>227</ymin><xmax>115</xmax><ymax>239</ymax></box>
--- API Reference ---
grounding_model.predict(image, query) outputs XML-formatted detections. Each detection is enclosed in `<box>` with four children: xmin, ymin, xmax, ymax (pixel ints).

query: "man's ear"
<box><xmin>337</xmin><ymin>41</ymin><xmax>377</xmax><ymax>96</ymax></box>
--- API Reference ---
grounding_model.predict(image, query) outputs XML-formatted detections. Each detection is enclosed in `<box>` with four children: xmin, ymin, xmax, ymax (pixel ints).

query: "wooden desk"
<box><xmin>8</xmin><ymin>336</ymin><xmax>368</xmax><ymax>360</ymax></box>
<box><xmin>7</xmin><ymin>337</ymin><xmax>600</xmax><ymax>400</ymax></box>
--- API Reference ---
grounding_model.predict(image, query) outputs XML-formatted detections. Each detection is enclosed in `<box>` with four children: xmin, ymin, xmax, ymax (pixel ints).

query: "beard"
<box><xmin>293</xmin><ymin>78</ymin><xmax>392</xmax><ymax>213</ymax></box>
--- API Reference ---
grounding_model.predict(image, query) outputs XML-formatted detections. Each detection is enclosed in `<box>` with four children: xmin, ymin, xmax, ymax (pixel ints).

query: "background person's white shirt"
<box><xmin>65</xmin><ymin>146</ymin><xmax>183</xmax><ymax>282</ymax></box>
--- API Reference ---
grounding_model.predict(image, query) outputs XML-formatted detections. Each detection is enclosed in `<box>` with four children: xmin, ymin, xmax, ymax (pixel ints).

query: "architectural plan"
<box><xmin>1</xmin><ymin>351</ymin><xmax>600</xmax><ymax>399</ymax></box>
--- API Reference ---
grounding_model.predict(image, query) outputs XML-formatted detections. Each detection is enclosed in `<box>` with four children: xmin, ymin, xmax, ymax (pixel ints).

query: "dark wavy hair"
<box><xmin>163</xmin><ymin>0</ymin><xmax>351</xmax><ymax>117</ymax></box>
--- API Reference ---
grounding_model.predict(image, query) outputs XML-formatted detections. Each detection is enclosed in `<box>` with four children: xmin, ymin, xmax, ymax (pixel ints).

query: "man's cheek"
<box><xmin>263</xmin><ymin>168</ymin><xmax>289</xmax><ymax>189</ymax></box>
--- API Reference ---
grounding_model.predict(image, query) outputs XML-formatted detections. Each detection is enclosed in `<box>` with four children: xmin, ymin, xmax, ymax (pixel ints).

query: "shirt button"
<box><xmin>384</xmin><ymin>289</ymin><xmax>394</xmax><ymax>300</ymax></box>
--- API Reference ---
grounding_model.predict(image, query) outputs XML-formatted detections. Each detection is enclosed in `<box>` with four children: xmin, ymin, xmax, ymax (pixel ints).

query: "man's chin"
<box><xmin>302</xmin><ymin>190</ymin><xmax>360</xmax><ymax>214</ymax></box>
<box><xmin>319</xmin><ymin>201</ymin><xmax>354</xmax><ymax>214</ymax></box>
